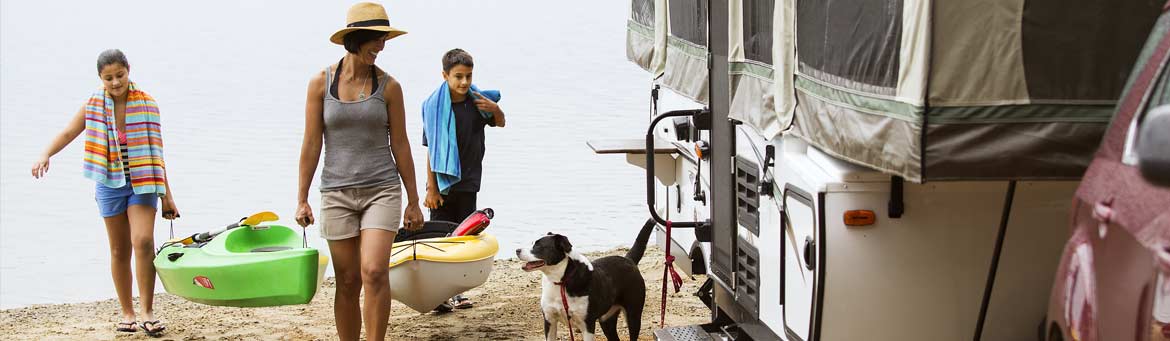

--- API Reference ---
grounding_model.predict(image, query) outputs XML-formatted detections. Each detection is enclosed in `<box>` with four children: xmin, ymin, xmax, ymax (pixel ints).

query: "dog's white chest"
<box><xmin>541</xmin><ymin>277</ymin><xmax>589</xmax><ymax>326</ymax></box>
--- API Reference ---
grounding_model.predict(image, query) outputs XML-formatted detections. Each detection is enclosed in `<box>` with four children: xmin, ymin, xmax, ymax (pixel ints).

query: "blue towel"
<box><xmin>422</xmin><ymin>82</ymin><xmax>501</xmax><ymax>194</ymax></box>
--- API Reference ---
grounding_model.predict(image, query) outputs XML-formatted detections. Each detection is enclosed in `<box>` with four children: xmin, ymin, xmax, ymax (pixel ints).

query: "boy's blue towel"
<box><xmin>422</xmin><ymin>82</ymin><xmax>501</xmax><ymax>194</ymax></box>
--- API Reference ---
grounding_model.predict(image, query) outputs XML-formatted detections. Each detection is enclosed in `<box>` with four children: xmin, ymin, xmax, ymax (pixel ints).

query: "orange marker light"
<box><xmin>844</xmin><ymin>210</ymin><xmax>876</xmax><ymax>226</ymax></box>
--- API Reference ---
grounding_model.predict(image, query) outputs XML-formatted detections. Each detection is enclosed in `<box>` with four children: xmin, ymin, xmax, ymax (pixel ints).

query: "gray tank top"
<box><xmin>319</xmin><ymin>64</ymin><xmax>401</xmax><ymax>191</ymax></box>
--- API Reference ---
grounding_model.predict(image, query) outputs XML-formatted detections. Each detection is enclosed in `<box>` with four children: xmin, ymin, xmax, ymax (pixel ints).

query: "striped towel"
<box><xmin>82</xmin><ymin>82</ymin><xmax>167</xmax><ymax>195</ymax></box>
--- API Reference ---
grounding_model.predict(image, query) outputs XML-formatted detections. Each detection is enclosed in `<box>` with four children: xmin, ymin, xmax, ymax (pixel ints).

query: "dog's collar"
<box><xmin>553</xmin><ymin>267</ymin><xmax>573</xmax><ymax>286</ymax></box>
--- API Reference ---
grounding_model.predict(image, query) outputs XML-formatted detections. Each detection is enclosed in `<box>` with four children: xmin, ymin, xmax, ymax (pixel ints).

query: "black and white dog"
<box><xmin>516</xmin><ymin>220</ymin><xmax>653</xmax><ymax>341</ymax></box>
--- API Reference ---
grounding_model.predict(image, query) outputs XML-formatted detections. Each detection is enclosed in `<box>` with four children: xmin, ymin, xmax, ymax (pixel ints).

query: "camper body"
<box><xmin>628</xmin><ymin>117</ymin><xmax>1075</xmax><ymax>341</ymax></box>
<box><xmin>604</xmin><ymin>0</ymin><xmax>1165</xmax><ymax>340</ymax></box>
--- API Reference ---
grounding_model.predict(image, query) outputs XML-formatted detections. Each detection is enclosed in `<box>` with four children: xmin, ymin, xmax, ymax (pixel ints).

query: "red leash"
<box><xmin>556</xmin><ymin>280</ymin><xmax>575</xmax><ymax>341</ymax></box>
<box><xmin>660</xmin><ymin>220</ymin><xmax>683</xmax><ymax>327</ymax></box>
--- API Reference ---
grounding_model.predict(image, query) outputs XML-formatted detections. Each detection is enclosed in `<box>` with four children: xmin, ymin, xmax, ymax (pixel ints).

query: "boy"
<box><xmin>420</xmin><ymin>48</ymin><xmax>506</xmax><ymax>311</ymax></box>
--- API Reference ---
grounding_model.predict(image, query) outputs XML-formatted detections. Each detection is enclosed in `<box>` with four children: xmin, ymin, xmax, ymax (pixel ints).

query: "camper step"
<box><xmin>654</xmin><ymin>325</ymin><xmax>717</xmax><ymax>341</ymax></box>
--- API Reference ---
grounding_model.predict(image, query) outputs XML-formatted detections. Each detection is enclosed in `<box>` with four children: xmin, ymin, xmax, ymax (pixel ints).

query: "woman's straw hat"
<box><xmin>329</xmin><ymin>2</ymin><xmax>407</xmax><ymax>45</ymax></box>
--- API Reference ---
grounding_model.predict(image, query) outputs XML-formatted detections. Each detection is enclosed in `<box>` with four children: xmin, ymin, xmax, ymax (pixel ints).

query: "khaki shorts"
<box><xmin>320</xmin><ymin>183</ymin><xmax>402</xmax><ymax>240</ymax></box>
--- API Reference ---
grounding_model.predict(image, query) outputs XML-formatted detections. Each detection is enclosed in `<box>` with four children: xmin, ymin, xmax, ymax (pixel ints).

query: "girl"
<box><xmin>31</xmin><ymin>49</ymin><xmax>177</xmax><ymax>336</ymax></box>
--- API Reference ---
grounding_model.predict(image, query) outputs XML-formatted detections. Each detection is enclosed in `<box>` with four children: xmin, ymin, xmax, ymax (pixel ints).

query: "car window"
<box><xmin>1124</xmin><ymin>58</ymin><xmax>1170</xmax><ymax>165</ymax></box>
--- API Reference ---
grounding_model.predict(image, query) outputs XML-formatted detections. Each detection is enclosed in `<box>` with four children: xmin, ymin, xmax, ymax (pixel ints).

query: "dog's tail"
<box><xmin>625</xmin><ymin>219</ymin><xmax>655</xmax><ymax>264</ymax></box>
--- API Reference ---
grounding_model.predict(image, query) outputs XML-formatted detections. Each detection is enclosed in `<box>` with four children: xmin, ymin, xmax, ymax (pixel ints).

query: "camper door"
<box><xmin>782</xmin><ymin>185</ymin><xmax>819</xmax><ymax>340</ymax></box>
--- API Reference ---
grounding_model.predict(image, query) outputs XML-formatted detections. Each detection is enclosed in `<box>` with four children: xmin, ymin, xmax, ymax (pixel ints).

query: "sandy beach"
<box><xmin>0</xmin><ymin>247</ymin><xmax>709</xmax><ymax>340</ymax></box>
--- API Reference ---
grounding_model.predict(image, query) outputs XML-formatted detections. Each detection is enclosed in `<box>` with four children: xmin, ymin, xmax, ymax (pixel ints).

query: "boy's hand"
<box><xmin>472</xmin><ymin>91</ymin><xmax>500</xmax><ymax>115</ymax></box>
<box><xmin>424</xmin><ymin>189</ymin><xmax>444</xmax><ymax>209</ymax></box>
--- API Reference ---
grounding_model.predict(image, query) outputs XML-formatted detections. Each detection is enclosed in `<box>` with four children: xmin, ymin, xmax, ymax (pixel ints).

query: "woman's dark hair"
<box><xmin>442</xmin><ymin>48</ymin><xmax>474</xmax><ymax>72</ymax></box>
<box><xmin>343</xmin><ymin>30</ymin><xmax>388</xmax><ymax>54</ymax></box>
<box><xmin>96</xmin><ymin>49</ymin><xmax>129</xmax><ymax>73</ymax></box>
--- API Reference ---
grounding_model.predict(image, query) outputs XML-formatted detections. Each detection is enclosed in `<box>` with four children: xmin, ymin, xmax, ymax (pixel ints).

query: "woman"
<box><xmin>31</xmin><ymin>49</ymin><xmax>178</xmax><ymax>336</ymax></box>
<box><xmin>295</xmin><ymin>3</ymin><xmax>424</xmax><ymax>341</ymax></box>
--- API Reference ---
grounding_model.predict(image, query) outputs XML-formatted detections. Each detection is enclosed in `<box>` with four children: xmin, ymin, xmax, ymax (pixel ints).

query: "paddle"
<box><xmin>176</xmin><ymin>211</ymin><xmax>279</xmax><ymax>245</ymax></box>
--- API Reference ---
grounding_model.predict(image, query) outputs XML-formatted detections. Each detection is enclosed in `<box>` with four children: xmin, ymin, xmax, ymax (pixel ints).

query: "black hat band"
<box><xmin>347</xmin><ymin>19</ymin><xmax>390</xmax><ymax>28</ymax></box>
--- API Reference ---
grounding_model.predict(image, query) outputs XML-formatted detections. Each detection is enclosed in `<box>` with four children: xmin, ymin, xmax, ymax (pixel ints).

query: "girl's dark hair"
<box><xmin>343</xmin><ymin>30</ymin><xmax>388</xmax><ymax>54</ymax></box>
<box><xmin>96</xmin><ymin>49</ymin><xmax>129</xmax><ymax>73</ymax></box>
<box><xmin>442</xmin><ymin>48</ymin><xmax>474</xmax><ymax>72</ymax></box>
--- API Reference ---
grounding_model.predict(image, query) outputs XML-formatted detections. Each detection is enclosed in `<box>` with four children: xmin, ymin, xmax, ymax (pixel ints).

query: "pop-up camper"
<box><xmin>594</xmin><ymin>0</ymin><xmax>1163</xmax><ymax>340</ymax></box>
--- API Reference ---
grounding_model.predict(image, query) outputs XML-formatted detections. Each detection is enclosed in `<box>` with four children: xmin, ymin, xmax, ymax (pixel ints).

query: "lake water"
<box><xmin>0</xmin><ymin>0</ymin><xmax>696</xmax><ymax>308</ymax></box>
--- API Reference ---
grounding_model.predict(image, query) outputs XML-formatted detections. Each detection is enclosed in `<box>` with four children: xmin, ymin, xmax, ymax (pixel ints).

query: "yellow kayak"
<box><xmin>388</xmin><ymin>233</ymin><xmax>498</xmax><ymax>312</ymax></box>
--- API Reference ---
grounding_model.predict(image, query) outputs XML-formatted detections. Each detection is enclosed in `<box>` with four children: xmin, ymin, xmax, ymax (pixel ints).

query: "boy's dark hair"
<box><xmin>343</xmin><ymin>30</ymin><xmax>388</xmax><ymax>54</ymax></box>
<box><xmin>96</xmin><ymin>49</ymin><xmax>129</xmax><ymax>73</ymax></box>
<box><xmin>442</xmin><ymin>49</ymin><xmax>474</xmax><ymax>72</ymax></box>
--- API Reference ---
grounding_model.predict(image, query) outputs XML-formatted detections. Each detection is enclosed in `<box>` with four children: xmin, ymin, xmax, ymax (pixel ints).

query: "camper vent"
<box><xmin>735</xmin><ymin>156</ymin><xmax>760</xmax><ymax>234</ymax></box>
<box><xmin>735</xmin><ymin>236</ymin><xmax>761</xmax><ymax>317</ymax></box>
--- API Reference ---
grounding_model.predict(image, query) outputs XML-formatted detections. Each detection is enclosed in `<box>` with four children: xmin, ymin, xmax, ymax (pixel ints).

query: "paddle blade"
<box><xmin>241</xmin><ymin>211</ymin><xmax>279</xmax><ymax>226</ymax></box>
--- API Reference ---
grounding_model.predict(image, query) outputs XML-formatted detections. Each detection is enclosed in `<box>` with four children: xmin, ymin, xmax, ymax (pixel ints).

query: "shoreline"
<box><xmin>0</xmin><ymin>247</ymin><xmax>709</xmax><ymax>340</ymax></box>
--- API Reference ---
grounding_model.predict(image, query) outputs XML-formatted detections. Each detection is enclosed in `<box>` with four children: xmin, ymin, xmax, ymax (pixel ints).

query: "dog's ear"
<box><xmin>547</xmin><ymin>232</ymin><xmax>554</xmax><ymax>236</ymax></box>
<box><xmin>553</xmin><ymin>234</ymin><xmax>572</xmax><ymax>253</ymax></box>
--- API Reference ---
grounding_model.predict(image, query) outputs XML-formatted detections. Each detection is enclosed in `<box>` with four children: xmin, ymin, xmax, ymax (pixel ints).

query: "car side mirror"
<box><xmin>1138</xmin><ymin>106</ymin><xmax>1170</xmax><ymax>187</ymax></box>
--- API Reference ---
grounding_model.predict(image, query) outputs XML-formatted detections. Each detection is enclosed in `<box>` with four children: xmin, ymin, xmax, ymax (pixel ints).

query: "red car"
<box><xmin>1045</xmin><ymin>5</ymin><xmax>1170</xmax><ymax>341</ymax></box>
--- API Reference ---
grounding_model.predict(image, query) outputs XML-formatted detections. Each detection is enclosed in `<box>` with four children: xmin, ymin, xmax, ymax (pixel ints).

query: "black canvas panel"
<box><xmin>796</xmin><ymin>0</ymin><xmax>902</xmax><ymax>88</ymax></box>
<box><xmin>924</xmin><ymin>122</ymin><xmax>1107</xmax><ymax>180</ymax></box>
<box><xmin>1021</xmin><ymin>0</ymin><xmax>1161</xmax><ymax>100</ymax></box>
<box><xmin>744</xmin><ymin>0</ymin><xmax>775</xmax><ymax>64</ymax></box>
<box><xmin>796</xmin><ymin>0</ymin><xmax>827</xmax><ymax>68</ymax></box>
<box><xmin>632</xmin><ymin>0</ymin><xmax>655</xmax><ymax>26</ymax></box>
<box><xmin>670</xmin><ymin>0</ymin><xmax>709</xmax><ymax>46</ymax></box>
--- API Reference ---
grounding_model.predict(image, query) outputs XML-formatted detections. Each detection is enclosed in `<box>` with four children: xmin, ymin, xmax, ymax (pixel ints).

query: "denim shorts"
<box><xmin>95</xmin><ymin>182</ymin><xmax>159</xmax><ymax>217</ymax></box>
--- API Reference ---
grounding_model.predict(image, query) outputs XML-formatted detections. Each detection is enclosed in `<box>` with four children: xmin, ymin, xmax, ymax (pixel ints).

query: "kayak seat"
<box><xmin>395</xmin><ymin>221</ymin><xmax>458</xmax><ymax>242</ymax></box>
<box><xmin>251</xmin><ymin>246</ymin><xmax>293</xmax><ymax>252</ymax></box>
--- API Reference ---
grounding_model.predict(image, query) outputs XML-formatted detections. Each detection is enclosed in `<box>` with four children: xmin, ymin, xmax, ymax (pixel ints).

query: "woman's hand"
<box><xmin>403</xmin><ymin>202</ymin><xmax>424</xmax><ymax>231</ymax></box>
<box><xmin>295</xmin><ymin>201</ymin><xmax>315</xmax><ymax>227</ymax></box>
<box><xmin>424</xmin><ymin>188</ymin><xmax>444</xmax><ymax>209</ymax></box>
<box><xmin>31</xmin><ymin>156</ymin><xmax>50</xmax><ymax>179</ymax></box>
<box><xmin>161</xmin><ymin>196</ymin><xmax>181</xmax><ymax>220</ymax></box>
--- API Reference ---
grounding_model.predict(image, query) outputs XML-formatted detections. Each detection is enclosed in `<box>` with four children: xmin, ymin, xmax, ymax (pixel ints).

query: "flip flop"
<box><xmin>116</xmin><ymin>321</ymin><xmax>138</xmax><ymax>333</ymax></box>
<box><xmin>452</xmin><ymin>295</ymin><xmax>474</xmax><ymax>309</ymax></box>
<box><xmin>140</xmin><ymin>320</ymin><xmax>166</xmax><ymax>337</ymax></box>
<box><xmin>432</xmin><ymin>300</ymin><xmax>454</xmax><ymax>313</ymax></box>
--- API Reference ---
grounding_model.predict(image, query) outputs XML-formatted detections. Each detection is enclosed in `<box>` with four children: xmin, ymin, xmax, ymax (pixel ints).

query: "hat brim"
<box><xmin>330</xmin><ymin>26</ymin><xmax>407</xmax><ymax>45</ymax></box>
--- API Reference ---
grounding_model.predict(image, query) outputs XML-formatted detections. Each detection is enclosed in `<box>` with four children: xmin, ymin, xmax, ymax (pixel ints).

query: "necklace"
<box><xmin>334</xmin><ymin>57</ymin><xmax>376</xmax><ymax>100</ymax></box>
<box><xmin>353</xmin><ymin>75</ymin><xmax>368</xmax><ymax>99</ymax></box>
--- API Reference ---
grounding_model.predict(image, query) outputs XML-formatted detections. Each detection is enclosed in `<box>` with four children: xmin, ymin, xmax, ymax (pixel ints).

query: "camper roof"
<box><xmin>627</xmin><ymin>0</ymin><xmax>1164</xmax><ymax>182</ymax></box>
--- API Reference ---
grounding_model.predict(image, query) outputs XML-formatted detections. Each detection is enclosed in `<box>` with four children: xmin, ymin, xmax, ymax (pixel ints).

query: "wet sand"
<box><xmin>0</xmin><ymin>247</ymin><xmax>709</xmax><ymax>340</ymax></box>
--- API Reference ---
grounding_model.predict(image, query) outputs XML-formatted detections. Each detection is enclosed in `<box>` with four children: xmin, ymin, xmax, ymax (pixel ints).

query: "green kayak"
<box><xmin>154</xmin><ymin>224</ymin><xmax>328</xmax><ymax>307</ymax></box>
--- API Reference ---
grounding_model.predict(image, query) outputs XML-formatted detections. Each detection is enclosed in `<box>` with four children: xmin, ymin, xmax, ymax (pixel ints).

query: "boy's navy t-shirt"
<box><xmin>422</xmin><ymin>97</ymin><xmax>494</xmax><ymax>193</ymax></box>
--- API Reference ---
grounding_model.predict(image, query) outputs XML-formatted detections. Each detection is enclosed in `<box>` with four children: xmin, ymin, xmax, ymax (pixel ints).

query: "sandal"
<box><xmin>452</xmin><ymin>294</ymin><xmax>474</xmax><ymax>309</ymax></box>
<box><xmin>432</xmin><ymin>300</ymin><xmax>454</xmax><ymax>313</ymax></box>
<box><xmin>140</xmin><ymin>320</ymin><xmax>166</xmax><ymax>337</ymax></box>
<box><xmin>116</xmin><ymin>321</ymin><xmax>138</xmax><ymax>333</ymax></box>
